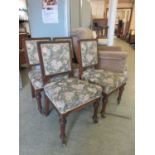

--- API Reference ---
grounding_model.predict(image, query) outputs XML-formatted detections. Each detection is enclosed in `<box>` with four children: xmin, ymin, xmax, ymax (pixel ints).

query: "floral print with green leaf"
<box><xmin>82</xmin><ymin>69</ymin><xmax>128</xmax><ymax>94</ymax></box>
<box><xmin>40</xmin><ymin>43</ymin><xmax>71</xmax><ymax>75</ymax></box>
<box><xmin>80</xmin><ymin>40</ymin><xmax>98</xmax><ymax>67</ymax></box>
<box><xmin>25</xmin><ymin>39</ymin><xmax>50</xmax><ymax>65</ymax></box>
<box><xmin>44</xmin><ymin>78</ymin><xmax>102</xmax><ymax>114</ymax></box>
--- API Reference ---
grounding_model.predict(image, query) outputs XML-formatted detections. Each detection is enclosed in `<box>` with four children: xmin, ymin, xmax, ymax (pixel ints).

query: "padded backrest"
<box><xmin>79</xmin><ymin>39</ymin><xmax>98</xmax><ymax>68</ymax></box>
<box><xmin>53</xmin><ymin>37</ymin><xmax>74</xmax><ymax>59</ymax></box>
<box><xmin>71</xmin><ymin>28</ymin><xmax>94</xmax><ymax>62</ymax></box>
<box><xmin>25</xmin><ymin>38</ymin><xmax>50</xmax><ymax>65</ymax></box>
<box><xmin>38</xmin><ymin>41</ymin><xmax>72</xmax><ymax>76</ymax></box>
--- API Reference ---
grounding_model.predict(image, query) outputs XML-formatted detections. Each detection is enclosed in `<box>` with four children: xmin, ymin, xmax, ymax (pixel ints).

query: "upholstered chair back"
<box><xmin>53</xmin><ymin>37</ymin><xmax>75</xmax><ymax>59</ymax></box>
<box><xmin>25</xmin><ymin>38</ymin><xmax>51</xmax><ymax>66</ymax></box>
<box><xmin>79</xmin><ymin>39</ymin><xmax>98</xmax><ymax>68</ymax></box>
<box><xmin>38</xmin><ymin>41</ymin><xmax>72</xmax><ymax>77</ymax></box>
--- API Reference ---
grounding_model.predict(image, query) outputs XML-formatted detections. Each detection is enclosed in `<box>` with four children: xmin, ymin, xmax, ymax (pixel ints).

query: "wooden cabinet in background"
<box><xmin>92</xmin><ymin>18</ymin><xmax>108</xmax><ymax>38</ymax></box>
<box><xmin>19</xmin><ymin>33</ymin><xmax>28</xmax><ymax>66</ymax></box>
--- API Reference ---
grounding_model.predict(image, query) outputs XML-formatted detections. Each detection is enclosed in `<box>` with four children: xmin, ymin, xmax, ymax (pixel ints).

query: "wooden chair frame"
<box><xmin>24</xmin><ymin>37</ymin><xmax>51</xmax><ymax>114</ymax></box>
<box><xmin>37</xmin><ymin>41</ymin><xmax>100</xmax><ymax>144</ymax></box>
<box><xmin>77</xmin><ymin>39</ymin><xmax>126</xmax><ymax>118</ymax></box>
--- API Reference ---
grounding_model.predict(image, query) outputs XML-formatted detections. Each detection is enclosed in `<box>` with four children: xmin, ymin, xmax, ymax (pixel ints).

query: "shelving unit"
<box><xmin>19</xmin><ymin>0</ymin><xmax>30</xmax><ymax>67</ymax></box>
<box><xmin>92</xmin><ymin>18</ymin><xmax>108</xmax><ymax>38</ymax></box>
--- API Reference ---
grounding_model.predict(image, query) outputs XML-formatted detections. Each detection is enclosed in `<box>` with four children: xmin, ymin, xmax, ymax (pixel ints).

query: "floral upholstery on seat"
<box><xmin>82</xmin><ymin>69</ymin><xmax>128</xmax><ymax>94</ymax></box>
<box><xmin>28</xmin><ymin>69</ymin><xmax>43</xmax><ymax>90</ymax></box>
<box><xmin>28</xmin><ymin>69</ymin><xmax>68</xmax><ymax>90</ymax></box>
<box><xmin>44</xmin><ymin>78</ymin><xmax>102</xmax><ymax>114</ymax></box>
<box><xmin>25</xmin><ymin>39</ymin><xmax>49</xmax><ymax>65</ymax></box>
<box><xmin>80</xmin><ymin>40</ymin><xmax>98</xmax><ymax>67</ymax></box>
<box><xmin>28</xmin><ymin>63</ymin><xmax>79</xmax><ymax>90</ymax></box>
<box><xmin>40</xmin><ymin>43</ymin><xmax>71</xmax><ymax>75</ymax></box>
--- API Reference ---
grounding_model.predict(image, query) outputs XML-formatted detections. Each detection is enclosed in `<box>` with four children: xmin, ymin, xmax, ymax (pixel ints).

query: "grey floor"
<box><xmin>19</xmin><ymin>38</ymin><xmax>135</xmax><ymax>155</ymax></box>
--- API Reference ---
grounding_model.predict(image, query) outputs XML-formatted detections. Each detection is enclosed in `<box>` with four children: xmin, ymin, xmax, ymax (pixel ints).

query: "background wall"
<box><xmin>81</xmin><ymin>0</ymin><xmax>92</xmax><ymax>28</ymax></box>
<box><xmin>91</xmin><ymin>0</ymin><xmax>105</xmax><ymax>18</ymax></box>
<box><xmin>27</xmin><ymin>0</ymin><xmax>70</xmax><ymax>37</ymax></box>
<box><xmin>70</xmin><ymin>0</ymin><xmax>81</xmax><ymax>29</ymax></box>
<box><xmin>130</xmin><ymin>3</ymin><xmax>135</xmax><ymax>30</ymax></box>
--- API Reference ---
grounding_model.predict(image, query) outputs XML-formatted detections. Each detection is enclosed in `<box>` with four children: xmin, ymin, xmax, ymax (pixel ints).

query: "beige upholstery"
<box><xmin>97</xmin><ymin>51</ymin><xmax>128</xmax><ymax>73</ymax></box>
<box><xmin>71</xmin><ymin>27</ymin><xmax>94</xmax><ymax>39</ymax></box>
<box><xmin>71</xmin><ymin>27</ymin><xmax>94</xmax><ymax>59</ymax></box>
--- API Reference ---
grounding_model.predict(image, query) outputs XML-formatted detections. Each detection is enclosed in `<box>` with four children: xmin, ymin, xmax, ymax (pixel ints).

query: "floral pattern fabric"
<box><xmin>25</xmin><ymin>39</ymin><xmax>50</xmax><ymax>65</ymax></box>
<box><xmin>28</xmin><ymin>69</ymin><xmax>43</xmax><ymax>90</ymax></box>
<box><xmin>28</xmin><ymin>69</ymin><xmax>68</xmax><ymax>90</ymax></box>
<box><xmin>80</xmin><ymin>40</ymin><xmax>98</xmax><ymax>67</ymax></box>
<box><xmin>54</xmin><ymin>38</ymin><xmax>74</xmax><ymax>58</ymax></box>
<box><xmin>82</xmin><ymin>69</ymin><xmax>128</xmax><ymax>94</ymax></box>
<box><xmin>40</xmin><ymin>43</ymin><xmax>71</xmax><ymax>76</ymax></box>
<box><xmin>44</xmin><ymin>78</ymin><xmax>102</xmax><ymax>114</ymax></box>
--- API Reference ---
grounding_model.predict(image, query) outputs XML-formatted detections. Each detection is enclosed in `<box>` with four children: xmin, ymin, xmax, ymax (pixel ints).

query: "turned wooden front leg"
<box><xmin>101</xmin><ymin>94</ymin><xmax>108</xmax><ymax>118</ymax></box>
<box><xmin>59</xmin><ymin>116</ymin><xmax>67</xmax><ymax>144</ymax></box>
<box><xmin>35</xmin><ymin>91</ymin><xmax>42</xmax><ymax>113</ymax></box>
<box><xmin>117</xmin><ymin>84</ymin><xmax>125</xmax><ymax>104</ymax></box>
<box><xmin>92</xmin><ymin>99</ymin><xmax>100</xmax><ymax>123</ymax></box>
<box><xmin>31</xmin><ymin>83</ymin><xmax>35</xmax><ymax>98</ymax></box>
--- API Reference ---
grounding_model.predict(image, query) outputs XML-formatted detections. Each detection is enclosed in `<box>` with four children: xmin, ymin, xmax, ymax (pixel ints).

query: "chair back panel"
<box><xmin>53</xmin><ymin>37</ymin><xmax>74</xmax><ymax>59</ymax></box>
<box><xmin>79</xmin><ymin>39</ymin><xmax>98</xmax><ymax>68</ymax></box>
<box><xmin>38</xmin><ymin>42</ymin><xmax>72</xmax><ymax>76</ymax></box>
<box><xmin>25</xmin><ymin>38</ymin><xmax>51</xmax><ymax>65</ymax></box>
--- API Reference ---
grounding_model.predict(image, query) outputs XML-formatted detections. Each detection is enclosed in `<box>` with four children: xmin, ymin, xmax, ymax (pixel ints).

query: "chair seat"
<box><xmin>28</xmin><ymin>63</ymin><xmax>80</xmax><ymax>90</ymax></box>
<box><xmin>82</xmin><ymin>69</ymin><xmax>128</xmax><ymax>94</ymax></box>
<box><xmin>28</xmin><ymin>69</ymin><xmax>43</xmax><ymax>90</ymax></box>
<box><xmin>28</xmin><ymin>69</ymin><xmax>68</xmax><ymax>90</ymax></box>
<box><xmin>44</xmin><ymin>78</ymin><xmax>102</xmax><ymax>114</ymax></box>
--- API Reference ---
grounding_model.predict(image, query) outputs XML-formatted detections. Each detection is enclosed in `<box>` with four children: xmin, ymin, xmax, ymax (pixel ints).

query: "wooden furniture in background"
<box><xmin>92</xmin><ymin>18</ymin><xmax>108</xmax><ymax>38</ymax></box>
<box><xmin>19</xmin><ymin>33</ymin><xmax>28</xmax><ymax>66</ymax></box>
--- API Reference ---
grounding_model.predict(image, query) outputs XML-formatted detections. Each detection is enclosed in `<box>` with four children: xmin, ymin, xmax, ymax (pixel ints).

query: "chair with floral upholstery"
<box><xmin>24</xmin><ymin>38</ymin><xmax>51</xmax><ymax>114</ymax></box>
<box><xmin>77</xmin><ymin>39</ymin><xmax>128</xmax><ymax>118</ymax></box>
<box><xmin>37</xmin><ymin>41</ymin><xmax>102</xmax><ymax>144</ymax></box>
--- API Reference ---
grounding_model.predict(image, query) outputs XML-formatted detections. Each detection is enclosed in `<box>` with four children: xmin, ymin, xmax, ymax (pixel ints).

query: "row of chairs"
<box><xmin>24</xmin><ymin>37</ymin><xmax>127</xmax><ymax>144</ymax></box>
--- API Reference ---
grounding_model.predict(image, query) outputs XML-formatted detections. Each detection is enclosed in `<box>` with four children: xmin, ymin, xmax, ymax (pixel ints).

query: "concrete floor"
<box><xmin>19</xmin><ymin>38</ymin><xmax>135</xmax><ymax>155</ymax></box>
